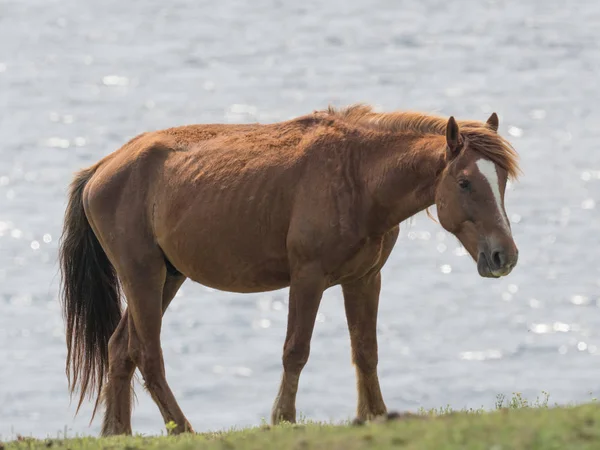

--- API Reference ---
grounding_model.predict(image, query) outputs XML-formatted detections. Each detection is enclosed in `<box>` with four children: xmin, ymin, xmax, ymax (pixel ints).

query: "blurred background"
<box><xmin>1</xmin><ymin>0</ymin><xmax>599</xmax><ymax>440</ymax></box>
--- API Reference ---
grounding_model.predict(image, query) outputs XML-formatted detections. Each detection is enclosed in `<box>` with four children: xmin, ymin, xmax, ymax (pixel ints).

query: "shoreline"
<box><xmin>4</xmin><ymin>395</ymin><xmax>598</xmax><ymax>449</ymax></box>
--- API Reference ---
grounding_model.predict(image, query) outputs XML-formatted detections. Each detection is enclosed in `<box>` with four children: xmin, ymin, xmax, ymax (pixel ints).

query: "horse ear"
<box><xmin>446</xmin><ymin>116</ymin><xmax>462</xmax><ymax>159</ymax></box>
<box><xmin>486</xmin><ymin>112</ymin><xmax>499</xmax><ymax>132</ymax></box>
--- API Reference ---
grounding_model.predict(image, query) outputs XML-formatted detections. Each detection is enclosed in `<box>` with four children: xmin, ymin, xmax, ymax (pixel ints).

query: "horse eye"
<box><xmin>458</xmin><ymin>179</ymin><xmax>471</xmax><ymax>190</ymax></box>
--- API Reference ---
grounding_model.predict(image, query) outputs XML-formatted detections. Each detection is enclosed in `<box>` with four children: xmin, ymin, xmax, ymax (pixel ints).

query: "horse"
<box><xmin>58</xmin><ymin>104</ymin><xmax>520</xmax><ymax>436</ymax></box>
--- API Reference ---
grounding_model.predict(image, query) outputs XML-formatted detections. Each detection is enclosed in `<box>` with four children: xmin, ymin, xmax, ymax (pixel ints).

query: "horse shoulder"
<box><xmin>286</xmin><ymin>193</ymin><xmax>369</xmax><ymax>273</ymax></box>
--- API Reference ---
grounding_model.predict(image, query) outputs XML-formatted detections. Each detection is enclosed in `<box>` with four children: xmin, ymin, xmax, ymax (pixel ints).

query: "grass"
<box><xmin>3</xmin><ymin>393</ymin><xmax>600</xmax><ymax>450</ymax></box>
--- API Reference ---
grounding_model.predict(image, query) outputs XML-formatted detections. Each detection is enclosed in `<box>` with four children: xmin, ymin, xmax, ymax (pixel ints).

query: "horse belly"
<box><xmin>159</xmin><ymin>230</ymin><xmax>292</xmax><ymax>294</ymax></box>
<box><xmin>189</xmin><ymin>257</ymin><xmax>291</xmax><ymax>293</ymax></box>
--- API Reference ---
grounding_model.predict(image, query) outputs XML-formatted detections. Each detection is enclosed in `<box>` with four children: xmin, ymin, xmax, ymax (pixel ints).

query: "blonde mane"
<box><xmin>325</xmin><ymin>104</ymin><xmax>521</xmax><ymax>180</ymax></box>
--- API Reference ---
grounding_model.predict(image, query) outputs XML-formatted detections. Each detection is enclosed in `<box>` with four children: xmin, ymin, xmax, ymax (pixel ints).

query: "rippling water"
<box><xmin>1</xmin><ymin>0</ymin><xmax>599</xmax><ymax>439</ymax></box>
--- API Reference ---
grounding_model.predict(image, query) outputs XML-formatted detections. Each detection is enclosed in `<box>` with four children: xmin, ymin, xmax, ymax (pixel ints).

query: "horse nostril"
<box><xmin>491</xmin><ymin>250</ymin><xmax>503</xmax><ymax>268</ymax></box>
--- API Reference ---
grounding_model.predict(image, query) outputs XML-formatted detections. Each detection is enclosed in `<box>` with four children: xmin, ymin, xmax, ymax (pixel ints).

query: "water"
<box><xmin>1</xmin><ymin>0</ymin><xmax>599</xmax><ymax>439</ymax></box>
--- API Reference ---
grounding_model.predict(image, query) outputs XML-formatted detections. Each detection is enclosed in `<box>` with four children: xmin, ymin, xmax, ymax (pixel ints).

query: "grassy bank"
<box><xmin>4</xmin><ymin>396</ymin><xmax>600</xmax><ymax>450</ymax></box>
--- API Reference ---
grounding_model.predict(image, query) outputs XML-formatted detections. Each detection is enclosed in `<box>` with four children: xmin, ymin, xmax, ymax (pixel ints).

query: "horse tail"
<box><xmin>59</xmin><ymin>164</ymin><xmax>122</xmax><ymax>419</ymax></box>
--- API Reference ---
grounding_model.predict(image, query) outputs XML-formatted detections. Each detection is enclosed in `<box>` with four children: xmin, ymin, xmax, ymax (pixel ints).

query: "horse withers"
<box><xmin>59</xmin><ymin>104</ymin><xmax>520</xmax><ymax>435</ymax></box>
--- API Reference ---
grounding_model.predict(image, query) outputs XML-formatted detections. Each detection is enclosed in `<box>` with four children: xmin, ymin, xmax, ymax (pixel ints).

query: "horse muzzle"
<box><xmin>477</xmin><ymin>246</ymin><xmax>518</xmax><ymax>278</ymax></box>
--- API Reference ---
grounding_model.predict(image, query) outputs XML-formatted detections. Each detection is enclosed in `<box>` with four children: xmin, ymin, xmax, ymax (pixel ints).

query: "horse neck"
<box><xmin>362</xmin><ymin>133</ymin><xmax>447</xmax><ymax>235</ymax></box>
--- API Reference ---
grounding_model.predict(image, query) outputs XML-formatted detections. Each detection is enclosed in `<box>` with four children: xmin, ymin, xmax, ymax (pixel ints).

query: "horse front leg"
<box><xmin>342</xmin><ymin>271</ymin><xmax>387</xmax><ymax>421</ymax></box>
<box><xmin>271</xmin><ymin>263</ymin><xmax>326</xmax><ymax>424</ymax></box>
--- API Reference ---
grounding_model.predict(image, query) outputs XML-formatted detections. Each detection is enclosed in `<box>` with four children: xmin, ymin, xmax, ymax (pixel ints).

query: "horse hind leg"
<box><xmin>161</xmin><ymin>271</ymin><xmax>186</xmax><ymax>314</ymax></box>
<box><xmin>100</xmin><ymin>273</ymin><xmax>186</xmax><ymax>436</ymax></box>
<box><xmin>127</xmin><ymin>264</ymin><xmax>191</xmax><ymax>435</ymax></box>
<box><xmin>98</xmin><ymin>237</ymin><xmax>191</xmax><ymax>435</ymax></box>
<box><xmin>101</xmin><ymin>310</ymin><xmax>136</xmax><ymax>436</ymax></box>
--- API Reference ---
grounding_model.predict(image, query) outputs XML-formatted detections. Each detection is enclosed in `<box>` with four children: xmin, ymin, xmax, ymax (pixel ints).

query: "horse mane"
<box><xmin>324</xmin><ymin>104</ymin><xmax>521</xmax><ymax>180</ymax></box>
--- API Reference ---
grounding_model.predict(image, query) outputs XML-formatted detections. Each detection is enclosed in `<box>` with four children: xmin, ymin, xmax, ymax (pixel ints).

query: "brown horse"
<box><xmin>59</xmin><ymin>104</ymin><xmax>520</xmax><ymax>436</ymax></box>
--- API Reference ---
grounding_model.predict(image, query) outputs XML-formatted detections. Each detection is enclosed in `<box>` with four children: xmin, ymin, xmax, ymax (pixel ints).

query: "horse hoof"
<box><xmin>351</xmin><ymin>417</ymin><xmax>365</xmax><ymax>426</ymax></box>
<box><xmin>384</xmin><ymin>411</ymin><xmax>423</xmax><ymax>422</ymax></box>
<box><xmin>386</xmin><ymin>411</ymin><xmax>401</xmax><ymax>420</ymax></box>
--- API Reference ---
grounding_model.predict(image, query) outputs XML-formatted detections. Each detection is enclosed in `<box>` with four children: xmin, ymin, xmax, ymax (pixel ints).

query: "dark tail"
<box><xmin>59</xmin><ymin>165</ymin><xmax>122</xmax><ymax>419</ymax></box>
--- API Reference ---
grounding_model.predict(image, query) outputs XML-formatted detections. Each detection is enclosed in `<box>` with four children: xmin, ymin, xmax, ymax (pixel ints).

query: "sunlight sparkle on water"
<box><xmin>407</xmin><ymin>231</ymin><xmax>431</xmax><ymax>240</ymax></box>
<box><xmin>559</xmin><ymin>345</ymin><xmax>568</xmax><ymax>355</ymax></box>
<box><xmin>225</xmin><ymin>104</ymin><xmax>258</xmax><ymax>121</ymax></box>
<box><xmin>459</xmin><ymin>349</ymin><xmax>502</xmax><ymax>361</ymax></box>
<box><xmin>529</xmin><ymin>298</ymin><xmax>542</xmax><ymax>308</ymax></box>
<box><xmin>554</xmin><ymin>322</ymin><xmax>570</xmax><ymax>332</ymax></box>
<box><xmin>581</xmin><ymin>170</ymin><xmax>600</xmax><ymax>181</ymax></box>
<box><xmin>212</xmin><ymin>365</ymin><xmax>253</xmax><ymax>377</ymax></box>
<box><xmin>253</xmin><ymin>319</ymin><xmax>271</xmax><ymax>329</ymax></box>
<box><xmin>272</xmin><ymin>301</ymin><xmax>283</xmax><ymax>311</ymax></box>
<box><xmin>454</xmin><ymin>246</ymin><xmax>468</xmax><ymax>256</ymax></box>
<box><xmin>235</xmin><ymin>367</ymin><xmax>252</xmax><ymax>377</ymax></box>
<box><xmin>531</xmin><ymin>322</ymin><xmax>571</xmax><ymax>334</ymax></box>
<box><xmin>529</xmin><ymin>109</ymin><xmax>547</xmax><ymax>119</ymax></box>
<box><xmin>571</xmin><ymin>295</ymin><xmax>590</xmax><ymax>306</ymax></box>
<box><xmin>532</xmin><ymin>323</ymin><xmax>551</xmax><ymax>334</ymax></box>
<box><xmin>11</xmin><ymin>294</ymin><xmax>32</xmax><ymax>307</ymax></box>
<box><xmin>0</xmin><ymin>222</ymin><xmax>9</xmax><ymax>236</ymax></box>
<box><xmin>508</xmin><ymin>126</ymin><xmax>523</xmax><ymax>137</ymax></box>
<box><xmin>102</xmin><ymin>75</ymin><xmax>129</xmax><ymax>86</ymax></box>
<box><xmin>257</xmin><ymin>296</ymin><xmax>271</xmax><ymax>311</ymax></box>
<box><xmin>581</xmin><ymin>199</ymin><xmax>595</xmax><ymax>209</ymax></box>
<box><xmin>46</xmin><ymin>138</ymin><xmax>70</xmax><ymax>148</ymax></box>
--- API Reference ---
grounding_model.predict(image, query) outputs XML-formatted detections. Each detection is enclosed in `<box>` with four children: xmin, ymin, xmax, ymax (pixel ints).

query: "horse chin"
<box><xmin>477</xmin><ymin>253</ymin><xmax>500</xmax><ymax>279</ymax></box>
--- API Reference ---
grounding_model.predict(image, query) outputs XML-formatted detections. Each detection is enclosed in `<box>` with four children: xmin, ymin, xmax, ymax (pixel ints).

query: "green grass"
<box><xmin>4</xmin><ymin>393</ymin><xmax>600</xmax><ymax>450</ymax></box>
